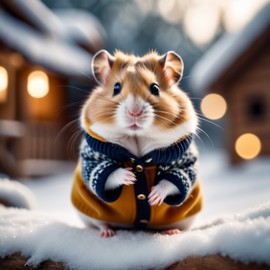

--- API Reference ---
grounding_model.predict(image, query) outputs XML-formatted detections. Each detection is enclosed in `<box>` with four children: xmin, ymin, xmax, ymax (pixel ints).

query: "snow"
<box><xmin>0</xmin><ymin>11</ymin><xmax>92</xmax><ymax>77</ymax></box>
<box><xmin>0</xmin><ymin>202</ymin><xmax>270</xmax><ymax>269</ymax></box>
<box><xmin>55</xmin><ymin>9</ymin><xmax>106</xmax><ymax>50</ymax></box>
<box><xmin>2</xmin><ymin>0</ymin><xmax>69</xmax><ymax>40</ymax></box>
<box><xmin>0</xmin><ymin>178</ymin><xmax>36</xmax><ymax>210</ymax></box>
<box><xmin>0</xmin><ymin>150</ymin><xmax>270</xmax><ymax>269</ymax></box>
<box><xmin>189</xmin><ymin>2</ymin><xmax>270</xmax><ymax>93</ymax></box>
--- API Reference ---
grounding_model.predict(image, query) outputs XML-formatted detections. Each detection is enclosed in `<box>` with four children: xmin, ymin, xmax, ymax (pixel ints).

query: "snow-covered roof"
<box><xmin>0</xmin><ymin>0</ymin><xmax>106</xmax><ymax>78</ymax></box>
<box><xmin>1</xmin><ymin>0</ymin><xmax>70</xmax><ymax>40</ymax></box>
<box><xmin>190</xmin><ymin>3</ymin><xmax>270</xmax><ymax>93</ymax></box>
<box><xmin>55</xmin><ymin>9</ymin><xmax>106</xmax><ymax>53</ymax></box>
<box><xmin>0</xmin><ymin>10</ymin><xmax>92</xmax><ymax>77</ymax></box>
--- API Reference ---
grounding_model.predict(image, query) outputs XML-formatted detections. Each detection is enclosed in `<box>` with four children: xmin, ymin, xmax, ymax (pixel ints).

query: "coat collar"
<box><xmin>84</xmin><ymin>129</ymin><xmax>193</xmax><ymax>166</ymax></box>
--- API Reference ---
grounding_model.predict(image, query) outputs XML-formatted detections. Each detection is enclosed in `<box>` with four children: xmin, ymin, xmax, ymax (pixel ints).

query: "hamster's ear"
<box><xmin>91</xmin><ymin>50</ymin><xmax>115</xmax><ymax>84</ymax></box>
<box><xmin>159</xmin><ymin>51</ymin><xmax>184</xmax><ymax>84</ymax></box>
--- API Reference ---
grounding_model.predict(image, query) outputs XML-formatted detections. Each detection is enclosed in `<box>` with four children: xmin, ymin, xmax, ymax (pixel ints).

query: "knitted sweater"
<box><xmin>71</xmin><ymin>132</ymin><xmax>202</xmax><ymax>229</ymax></box>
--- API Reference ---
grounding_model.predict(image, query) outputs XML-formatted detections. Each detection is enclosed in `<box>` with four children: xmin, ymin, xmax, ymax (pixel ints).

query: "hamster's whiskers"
<box><xmin>153</xmin><ymin>109</ymin><xmax>179</xmax><ymax>118</ymax></box>
<box><xmin>196</xmin><ymin>127</ymin><xmax>215</xmax><ymax>150</ymax></box>
<box><xmin>144</xmin><ymin>93</ymin><xmax>153</xmax><ymax>104</ymax></box>
<box><xmin>55</xmin><ymin>119</ymin><xmax>83</xmax><ymax>158</ymax></box>
<box><xmin>55</xmin><ymin>119</ymin><xmax>79</xmax><ymax>144</ymax></box>
<box><xmin>98</xmin><ymin>94</ymin><xmax>120</xmax><ymax>105</ymax></box>
<box><xmin>119</xmin><ymin>94</ymin><xmax>127</xmax><ymax>104</ymax></box>
<box><xmin>196</xmin><ymin>114</ymin><xmax>223</xmax><ymax>129</ymax></box>
<box><xmin>77</xmin><ymin>70</ymin><xmax>93</xmax><ymax>81</ymax></box>
<box><xmin>68</xmin><ymin>129</ymin><xmax>84</xmax><ymax>158</ymax></box>
<box><xmin>154</xmin><ymin>114</ymin><xmax>179</xmax><ymax>127</ymax></box>
<box><xmin>153</xmin><ymin>107</ymin><xmax>181</xmax><ymax>126</ymax></box>
<box><xmin>57</xmin><ymin>101</ymin><xmax>82</xmax><ymax>115</ymax></box>
<box><xmin>60</xmin><ymin>85</ymin><xmax>90</xmax><ymax>94</ymax></box>
<box><xmin>91</xmin><ymin>111</ymin><xmax>117</xmax><ymax>123</ymax></box>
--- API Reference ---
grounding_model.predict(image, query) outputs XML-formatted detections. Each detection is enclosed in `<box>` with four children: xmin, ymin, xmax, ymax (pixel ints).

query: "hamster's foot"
<box><xmin>100</xmin><ymin>226</ymin><xmax>116</xmax><ymax>238</ymax></box>
<box><xmin>161</xmin><ymin>229</ymin><xmax>181</xmax><ymax>235</ymax></box>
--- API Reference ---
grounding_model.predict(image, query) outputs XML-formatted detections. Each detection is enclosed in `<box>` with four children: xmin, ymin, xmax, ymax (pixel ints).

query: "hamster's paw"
<box><xmin>100</xmin><ymin>226</ymin><xmax>116</xmax><ymax>238</ymax></box>
<box><xmin>148</xmin><ymin>180</ymin><xmax>179</xmax><ymax>206</ymax></box>
<box><xmin>105</xmin><ymin>168</ymin><xmax>136</xmax><ymax>190</ymax></box>
<box><xmin>161</xmin><ymin>229</ymin><xmax>181</xmax><ymax>235</ymax></box>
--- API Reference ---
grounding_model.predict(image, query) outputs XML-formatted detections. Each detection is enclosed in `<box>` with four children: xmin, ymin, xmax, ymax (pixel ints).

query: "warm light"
<box><xmin>157</xmin><ymin>0</ymin><xmax>183</xmax><ymax>23</ymax></box>
<box><xmin>183</xmin><ymin>4</ymin><xmax>220</xmax><ymax>45</ymax></box>
<box><xmin>27</xmin><ymin>71</ymin><xmax>49</xmax><ymax>98</ymax></box>
<box><xmin>0</xmin><ymin>66</ymin><xmax>8</xmax><ymax>92</ymax></box>
<box><xmin>223</xmin><ymin>0</ymin><xmax>268</xmax><ymax>33</ymax></box>
<box><xmin>235</xmin><ymin>133</ymin><xmax>261</xmax><ymax>160</ymax></box>
<box><xmin>200</xmin><ymin>93</ymin><xmax>227</xmax><ymax>120</ymax></box>
<box><xmin>0</xmin><ymin>66</ymin><xmax>8</xmax><ymax>103</ymax></box>
<box><xmin>136</xmin><ymin>0</ymin><xmax>154</xmax><ymax>15</ymax></box>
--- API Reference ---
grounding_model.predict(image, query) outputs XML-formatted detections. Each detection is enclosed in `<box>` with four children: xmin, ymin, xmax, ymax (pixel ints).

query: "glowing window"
<box><xmin>27</xmin><ymin>71</ymin><xmax>49</xmax><ymax>99</ymax></box>
<box><xmin>0</xmin><ymin>66</ymin><xmax>8</xmax><ymax>91</ymax></box>
<box><xmin>0</xmin><ymin>66</ymin><xmax>8</xmax><ymax>102</ymax></box>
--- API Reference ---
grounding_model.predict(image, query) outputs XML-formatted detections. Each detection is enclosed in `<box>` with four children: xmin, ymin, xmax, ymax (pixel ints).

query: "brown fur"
<box><xmin>84</xmin><ymin>51</ymin><xmax>190</xmax><ymax>129</ymax></box>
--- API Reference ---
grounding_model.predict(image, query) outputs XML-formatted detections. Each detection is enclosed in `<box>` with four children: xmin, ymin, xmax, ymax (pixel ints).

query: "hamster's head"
<box><xmin>82</xmin><ymin>50</ymin><xmax>198</xmax><ymax>144</ymax></box>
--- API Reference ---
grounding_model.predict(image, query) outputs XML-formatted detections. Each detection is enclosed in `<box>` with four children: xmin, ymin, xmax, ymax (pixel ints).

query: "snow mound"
<box><xmin>0</xmin><ymin>178</ymin><xmax>36</xmax><ymax>209</ymax></box>
<box><xmin>0</xmin><ymin>202</ymin><xmax>270</xmax><ymax>269</ymax></box>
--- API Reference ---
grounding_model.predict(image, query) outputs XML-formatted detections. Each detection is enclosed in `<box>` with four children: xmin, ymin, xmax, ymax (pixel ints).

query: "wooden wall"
<box><xmin>0</xmin><ymin>50</ymin><xmax>74</xmax><ymax>176</ymax></box>
<box><xmin>15</xmin><ymin>66</ymin><xmax>70</xmax><ymax>162</ymax></box>
<box><xmin>226</xmin><ymin>44</ymin><xmax>270</xmax><ymax>163</ymax></box>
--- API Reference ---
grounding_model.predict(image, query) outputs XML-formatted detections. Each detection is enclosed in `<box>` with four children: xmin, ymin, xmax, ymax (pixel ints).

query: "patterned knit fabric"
<box><xmin>80</xmin><ymin>133</ymin><xmax>198</xmax><ymax>206</ymax></box>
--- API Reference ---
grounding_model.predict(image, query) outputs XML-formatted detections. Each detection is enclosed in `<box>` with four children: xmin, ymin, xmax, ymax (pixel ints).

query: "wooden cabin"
<box><xmin>190</xmin><ymin>4</ymin><xmax>270</xmax><ymax>164</ymax></box>
<box><xmin>0</xmin><ymin>0</ymin><xmax>104</xmax><ymax>177</ymax></box>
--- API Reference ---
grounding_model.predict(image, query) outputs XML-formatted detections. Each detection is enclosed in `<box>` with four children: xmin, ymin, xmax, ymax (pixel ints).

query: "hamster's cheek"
<box><xmin>116</xmin><ymin>103</ymin><xmax>129</xmax><ymax>128</ymax></box>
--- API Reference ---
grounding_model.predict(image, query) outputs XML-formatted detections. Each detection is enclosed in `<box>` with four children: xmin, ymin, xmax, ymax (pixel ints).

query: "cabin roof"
<box><xmin>0</xmin><ymin>0</ymin><xmax>105</xmax><ymax>77</ymax></box>
<box><xmin>55</xmin><ymin>9</ymin><xmax>106</xmax><ymax>54</ymax></box>
<box><xmin>189</xmin><ymin>3</ymin><xmax>270</xmax><ymax>93</ymax></box>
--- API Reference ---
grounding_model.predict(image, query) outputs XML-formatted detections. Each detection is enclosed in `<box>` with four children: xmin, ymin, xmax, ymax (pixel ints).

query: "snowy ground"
<box><xmin>0</xmin><ymin>150</ymin><xmax>270</xmax><ymax>269</ymax></box>
<box><xmin>22</xmin><ymin>150</ymin><xmax>270</xmax><ymax>226</ymax></box>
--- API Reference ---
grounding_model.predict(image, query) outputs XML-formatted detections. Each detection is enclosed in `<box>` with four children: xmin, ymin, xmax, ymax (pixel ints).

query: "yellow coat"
<box><xmin>71</xmin><ymin>129</ymin><xmax>202</xmax><ymax>229</ymax></box>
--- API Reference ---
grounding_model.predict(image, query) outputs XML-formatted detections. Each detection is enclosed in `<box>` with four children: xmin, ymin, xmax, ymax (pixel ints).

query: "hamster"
<box><xmin>71</xmin><ymin>50</ymin><xmax>202</xmax><ymax>237</ymax></box>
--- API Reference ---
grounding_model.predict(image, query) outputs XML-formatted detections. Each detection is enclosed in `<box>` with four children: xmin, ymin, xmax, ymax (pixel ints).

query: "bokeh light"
<box><xmin>183</xmin><ymin>4</ymin><xmax>220</xmax><ymax>45</ymax></box>
<box><xmin>0</xmin><ymin>66</ymin><xmax>8</xmax><ymax>92</ymax></box>
<box><xmin>235</xmin><ymin>133</ymin><xmax>261</xmax><ymax>160</ymax></box>
<box><xmin>223</xmin><ymin>0</ymin><xmax>268</xmax><ymax>33</ymax></box>
<box><xmin>27</xmin><ymin>70</ymin><xmax>49</xmax><ymax>99</ymax></box>
<box><xmin>157</xmin><ymin>0</ymin><xmax>184</xmax><ymax>24</ymax></box>
<box><xmin>200</xmin><ymin>93</ymin><xmax>227</xmax><ymax>120</ymax></box>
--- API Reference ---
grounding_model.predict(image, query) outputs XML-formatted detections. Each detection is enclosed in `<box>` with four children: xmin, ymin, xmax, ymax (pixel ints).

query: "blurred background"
<box><xmin>0</xmin><ymin>0</ymin><xmax>270</xmax><ymax>178</ymax></box>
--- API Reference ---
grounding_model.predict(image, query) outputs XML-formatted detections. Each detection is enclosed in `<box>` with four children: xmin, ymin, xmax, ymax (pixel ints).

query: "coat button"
<box><xmin>136</xmin><ymin>164</ymin><xmax>143</xmax><ymax>172</ymax></box>
<box><xmin>137</xmin><ymin>194</ymin><xmax>146</xmax><ymax>200</ymax></box>
<box><xmin>140</xmin><ymin>219</ymin><xmax>149</xmax><ymax>224</ymax></box>
<box><xmin>130</xmin><ymin>158</ymin><xmax>135</xmax><ymax>163</ymax></box>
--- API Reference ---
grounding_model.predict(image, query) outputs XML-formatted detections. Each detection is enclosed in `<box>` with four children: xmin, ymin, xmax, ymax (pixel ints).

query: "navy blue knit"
<box><xmin>85</xmin><ymin>132</ymin><xmax>193</xmax><ymax>165</ymax></box>
<box><xmin>81</xmin><ymin>132</ymin><xmax>198</xmax><ymax>228</ymax></box>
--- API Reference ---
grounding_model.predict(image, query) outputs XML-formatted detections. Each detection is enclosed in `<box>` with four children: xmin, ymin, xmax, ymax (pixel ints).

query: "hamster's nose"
<box><xmin>128</xmin><ymin>110</ymin><xmax>143</xmax><ymax>118</ymax></box>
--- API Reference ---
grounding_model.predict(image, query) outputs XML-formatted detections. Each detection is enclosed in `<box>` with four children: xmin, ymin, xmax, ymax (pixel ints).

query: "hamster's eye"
<box><xmin>113</xmin><ymin>82</ymin><xmax>122</xmax><ymax>96</ymax></box>
<box><xmin>149</xmin><ymin>83</ymin><xmax>160</xmax><ymax>96</ymax></box>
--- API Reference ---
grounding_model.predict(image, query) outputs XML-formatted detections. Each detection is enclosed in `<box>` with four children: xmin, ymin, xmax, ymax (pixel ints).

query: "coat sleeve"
<box><xmin>80</xmin><ymin>139</ymin><xmax>122</xmax><ymax>202</ymax></box>
<box><xmin>156</xmin><ymin>144</ymin><xmax>198</xmax><ymax>206</ymax></box>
